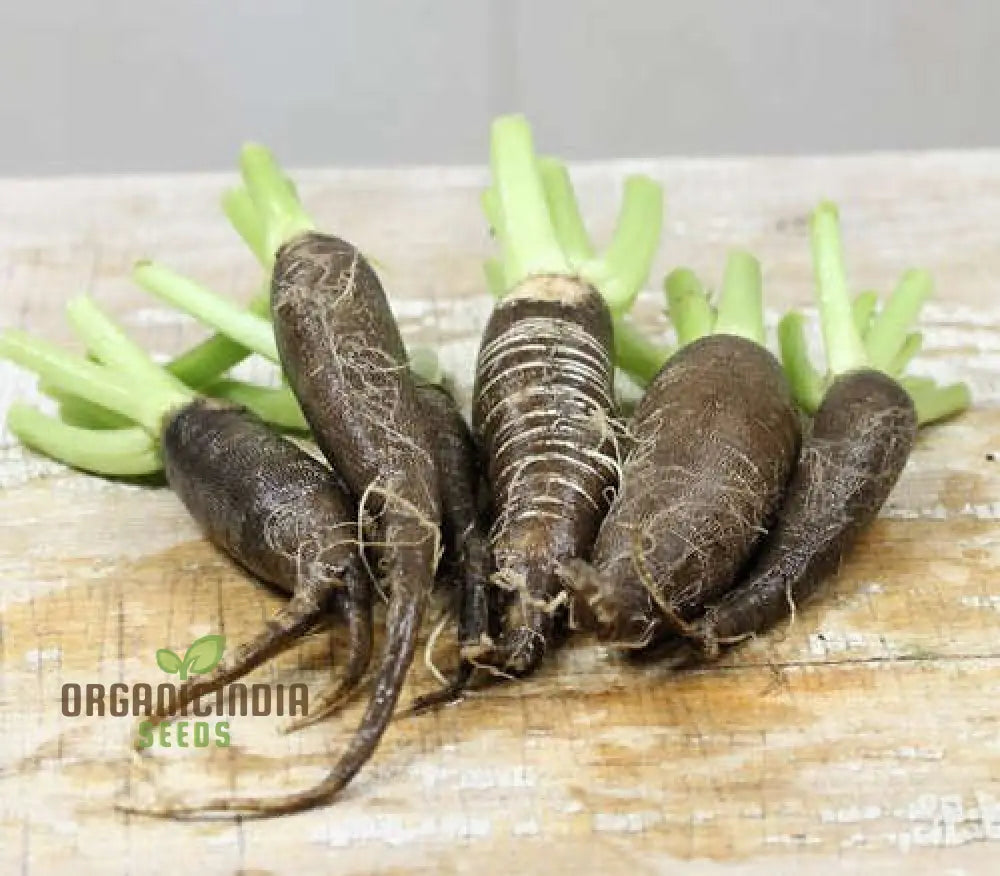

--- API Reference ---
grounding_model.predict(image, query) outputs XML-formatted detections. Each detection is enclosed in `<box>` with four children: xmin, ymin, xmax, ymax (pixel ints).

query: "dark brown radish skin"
<box><xmin>694</xmin><ymin>369</ymin><xmax>916</xmax><ymax>656</ymax></box>
<box><xmin>290</xmin><ymin>380</ymin><xmax>490</xmax><ymax>726</ymax></box>
<box><xmin>408</xmin><ymin>380</ymin><xmax>493</xmax><ymax>708</ymax></box>
<box><xmin>472</xmin><ymin>274</ymin><xmax>618</xmax><ymax>676</ymax></box>
<box><xmin>148</xmin><ymin>398</ymin><xmax>372</xmax><ymax>730</ymax></box>
<box><xmin>569</xmin><ymin>334</ymin><xmax>800</xmax><ymax>650</ymax></box>
<box><xmin>240</xmin><ymin>231</ymin><xmax>441</xmax><ymax>816</ymax></box>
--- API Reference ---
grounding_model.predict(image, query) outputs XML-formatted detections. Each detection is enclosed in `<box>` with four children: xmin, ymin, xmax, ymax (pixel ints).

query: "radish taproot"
<box><xmin>566</xmin><ymin>252</ymin><xmax>801</xmax><ymax>650</ymax></box>
<box><xmin>0</xmin><ymin>298</ymin><xmax>373</xmax><ymax>740</ymax></box>
<box><xmin>467</xmin><ymin>115</ymin><xmax>663</xmax><ymax>677</ymax></box>
<box><xmin>407</xmin><ymin>376</ymin><xmax>493</xmax><ymax>709</ymax></box>
<box><xmin>693</xmin><ymin>202</ymin><xmax>970</xmax><ymax>656</ymax></box>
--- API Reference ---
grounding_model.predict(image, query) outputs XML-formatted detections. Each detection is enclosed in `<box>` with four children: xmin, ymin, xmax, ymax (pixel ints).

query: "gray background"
<box><xmin>1</xmin><ymin>0</ymin><xmax>996</xmax><ymax>175</ymax></box>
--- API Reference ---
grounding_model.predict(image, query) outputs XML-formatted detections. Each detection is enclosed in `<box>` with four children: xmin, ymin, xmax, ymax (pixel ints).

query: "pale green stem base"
<box><xmin>714</xmin><ymin>250</ymin><xmax>765</xmax><ymax>345</ymax></box>
<box><xmin>613</xmin><ymin>318</ymin><xmax>671</xmax><ymax>385</ymax></box>
<box><xmin>665</xmin><ymin>268</ymin><xmax>715</xmax><ymax>347</ymax></box>
<box><xmin>778</xmin><ymin>312</ymin><xmax>824</xmax><ymax>413</ymax></box>
<box><xmin>901</xmin><ymin>378</ymin><xmax>971</xmax><ymax>425</ymax></box>
<box><xmin>7</xmin><ymin>404</ymin><xmax>161</xmax><ymax>477</ymax></box>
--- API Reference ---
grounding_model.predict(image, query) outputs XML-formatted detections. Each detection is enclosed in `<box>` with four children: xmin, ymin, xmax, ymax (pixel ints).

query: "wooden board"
<box><xmin>1</xmin><ymin>152</ymin><xmax>999</xmax><ymax>875</ymax></box>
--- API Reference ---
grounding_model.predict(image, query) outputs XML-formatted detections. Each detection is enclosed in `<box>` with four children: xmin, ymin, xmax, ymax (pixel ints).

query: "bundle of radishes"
<box><xmin>0</xmin><ymin>114</ymin><xmax>969</xmax><ymax>818</ymax></box>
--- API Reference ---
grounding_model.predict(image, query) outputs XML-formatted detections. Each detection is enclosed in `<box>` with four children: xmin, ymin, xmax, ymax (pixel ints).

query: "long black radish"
<box><xmin>469</xmin><ymin>115</ymin><xmax>663</xmax><ymax>677</ymax></box>
<box><xmin>693</xmin><ymin>202</ymin><xmax>970</xmax><ymax>656</ymax></box>
<box><xmin>0</xmin><ymin>299</ymin><xmax>373</xmax><ymax>742</ymax></box>
<box><xmin>565</xmin><ymin>252</ymin><xmax>801</xmax><ymax>651</ymax></box>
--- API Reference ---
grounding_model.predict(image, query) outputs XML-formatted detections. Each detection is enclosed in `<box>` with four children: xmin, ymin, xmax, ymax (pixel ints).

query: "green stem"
<box><xmin>852</xmin><ymin>290</ymin><xmax>879</xmax><ymax>339</ymax></box>
<box><xmin>481</xmin><ymin>188</ymin><xmax>517</xmax><ymax>291</ymax></box>
<box><xmin>901</xmin><ymin>375</ymin><xmax>935</xmax><ymax>393</ymax></box>
<box><xmin>7</xmin><ymin>404</ymin><xmax>161</xmax><ymax>477</ymax></box>
<box><xmin>777</xmin><ymin>312</ymin><xmax>824</xmax><ymax>413</ymax></box>
<box><xmin>613</xmin><ymin>317</ymin><xmax>671</xmax><ymax>385</ymax></box>
<box><xmin>408</xmin><ymin>347</ymin><xmax>442</xmax><ymax>385</ymax></box>
<box><xmin>45</xmin><ymin>384</ymin><xmax>131</xmax><ymax>429</ymax></box>
<box><xmin>865</xmin><ymin>269</ymin><xmax>932</xmax><ymax>372</ymax></box>
<box><xmin>490</xmin><ymin>115</ymin><xmax>569</xmax><ymax>283</ymax></box>
<box><xmin>900</xmin><ymin>378</ymin><xmax>971</xmax><ymax>426</ymax></box>
<box><xmin>239</xmin><ymin>143</ymin><xmax>315</xmax><ymax>255</ymax></box>
<box><xmin>66</xmin><ymin>296</ymin><xmax>189</xmax><ymax>399</ymax></box>
<box><xmin>714</xmin><ymin>250</ymin><xmax>765</xmax><ymax>345</ymax></box>
<box><xmin>202</xmin><ymin>380</ymin><xmax>307</xmax><ymax>432</ymax></box>
<box><xmin>888</xmin><ymin>332</ymin><xmax>922</xmax><ymax>377</ymax></box>
<box><xmin>166</xmin><ymin>288</ymin><xmax>271</xmax><ymax>388</ymax></box>
<box><xmin>665</xmin><ymin>268</ymin><xmax>715</xmax><ymax>347</ymax></box>
<box><xmin>537</xmin><ymin>156</ymin><xmax>595</xmax><ymax>266</ymax></box>
<box><xmin>221</xmin><ymin>187</ymin><xmax>270</xmax><ymax>266</ymax></box>
<box><xmin>56</xmin><ymin>288</ymin><xmax>270</xmax><ymax>430</ymax></box>
<box><xmin>0</xmin><ymin>330</ymin><xmax>187</xmax><ymax>434</ymax></box>
<box><xmin>133</xmin><ymin>262</ymin><xmax>279</xmax><ymax>363</ymax></box>
<box><xmin>483</xmin><ymin>258</ymin><xmax>506</xmax><ymax>299</ymax></box>
<box><xmin>53</xmin><ymin>151</ymin><xmax>282</xmax><ymax>432</ymax></box>
<box><xmin>584</xmin><ymin>175</ymin><xmax>663</xmax><ymax>315</ymax></box>
<box><xmin>810</xmin><ymin>202</ymin><xmax>870</xmax><ymax>375</ymax></box>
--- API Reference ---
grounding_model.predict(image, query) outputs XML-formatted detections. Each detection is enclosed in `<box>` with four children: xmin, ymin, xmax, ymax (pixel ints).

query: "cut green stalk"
<box><xmin>56</xmin><ymin>289</ymin><xmax>271</xmax><ymax>431</ymax></box>
<box><xmin>852</xmin><ymin>290</ymin><xmax>879</xmax><ymax>338</ymax></box>
<box><xmin>45</xmin><ymin>384</ymin><xmax>131</xmax><ymax>429</ymax></box>
<box><xmin>166</xmin><ymin>289</ymin><xmax>271</xmax><ymax>387</ymax></box>
<box><xmin>794</xmin><ymin>201</ymin><xmax>970</xmax><ymax>425</ymax></box>
<box><xmin>777</xmin><ymin>312</ymin><xmax>824</xmax><ymax>412</ymax></box>
<box><xmin>239</xmin><ymin>143</ymin><xmax>315</xmax><ymax>255</ymax></box>
<box><xmin>484</xmin><ymin>122</ymin><xmax>664</xmax><ymax>308</ymax></box>
<box><xmin>528</xmin><ymin>151</ymin><xmax>665</xmax><ymax>384</ymax></box>
<box><xmin>810</xmin><ymin>202</ymin><xmax>869</xmax><ymax>375</ymax></box>
<box><xmin>864</xmin><ymin>269</ymin><xmax>932</xmax><ymax>372</ymax></box>
<box><xmin>489</xmin><ymin>115</ymin><xmax>570</xmax><ymax>284</ymax></box>
<box><xmin>888</xmin><ymin>332</ymin><xmax>922</xmax><ymax>377</ymax></box>
<box><xmin>900</xmin><ymin>375</ymin><xmax>935</xmax><ymax>393</ymax></box>
<box><xmin>900</xmin><ymin>379</ymin><xmax>971</xmax><ymax>425</ymax></box>
<box><xmin>484</xmin><ymin>258</ymin><xmax>506</xmax><ymax>299</ymax></box>
<box><xmin>587</xmin><ymin>175</ymin><xmax>663</xmax><ymax>315</ymax></box>
<box><xmin>408</xmin><ymin>347</ymin><xmax>442</xmax><ymax>385</ymax></box>
<box><xmin>1</xmin><ymin>301</ymin><xmax>316</xmax><ymax>477</ymax></box>
<box><xmin>128</xmin><ymin>267</ymin><xmax>442</xmax><ymax>396</ymax></box>
<box><xmin>613</xmin><ymin>317</ymin><xmax>670</xmax><ymax>385</ymax></box>
<box><xmin>664</xmin><ymin>268</ymin><xmax>715</xmax><ymax>347</ymax></box>
<box><xmin>714</xmin><ymin>250</ymin><xmax>765</xmax><ymax>345</ymax></box>
<box><xmin>0</xmin><ymin>330</ymin><xmax>190</xmax><ymax>434</ymax></box>
<box><xmin>222</xmin><ymin>187</ymin><xmax>270</xmax><ymax>266</ymax></box>
<box><xmin>481</xmin><ymin>187</ymin><xmax>503</xmax><ymax>239</ymax></box>
<box><xmin>202</xmin><ymin>379</ymin><xmax>307</xmax><ymax>432</ymax></box>
<box><xmin>481</xmin><ymin>188</ymin><xmax>517</xmax><ymax>289</ymax></box>
<box><xmin>537</xmin><ymin>156</ymin><xmax>595</xmax><ymax>267</ymax></box>
<box><xmin>134</xmin><ymin>261</ymin><xmax>279</xmax><ymax>362</ymax></box>
<box><xmin>126</xmin><ymin>283</ymin><xmax>277</xmax><ymax>364</ymax></box>
<box><xmin>54</xmin><ymin>143</ymin><xmax>290</xmax><ymax>432</ymax></box>
<box><xmin>7</xmin><ymin>404</ymin><xmax>161</xmax><ymax>477</ymax></box>
<box><xmin>66</xmin><ymin>295</ymin><xmax>191</xmax><ymax>399</ymax></box>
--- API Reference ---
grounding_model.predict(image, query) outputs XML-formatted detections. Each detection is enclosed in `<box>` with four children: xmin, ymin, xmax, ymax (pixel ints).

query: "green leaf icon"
<box><xmin>180</xmin><ymin>634</ymin><xmax>226</xmax><ymax>680</ymax></box>
<box><xmin>156</xmin><ymin>648</ymin><xmax>183</xmax><ymax>675</ymax></box>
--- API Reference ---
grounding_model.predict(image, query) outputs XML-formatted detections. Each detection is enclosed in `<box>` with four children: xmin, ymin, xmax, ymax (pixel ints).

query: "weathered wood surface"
<box><xmin>1</xmin><ymin>152</ymin><xmax>999</xmax><ymax>875</ymax></box>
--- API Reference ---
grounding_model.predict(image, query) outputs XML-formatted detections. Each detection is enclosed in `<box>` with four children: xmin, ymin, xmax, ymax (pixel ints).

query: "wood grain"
<box><xmin>1</xmin><ymin>152</ymin><xmax>998</xmax><ymax>875</ymax></box>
